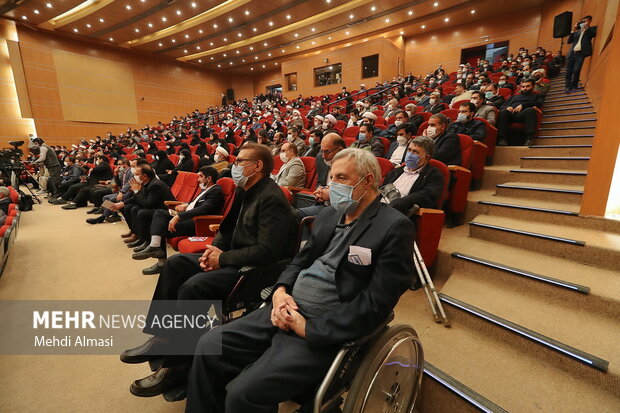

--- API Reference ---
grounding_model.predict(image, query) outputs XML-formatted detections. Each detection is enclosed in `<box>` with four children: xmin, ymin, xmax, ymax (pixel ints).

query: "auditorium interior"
<box><xmin>0</xmin><ymin>0</ymin><xmax>619</xmax><ymax>412</ymax></box>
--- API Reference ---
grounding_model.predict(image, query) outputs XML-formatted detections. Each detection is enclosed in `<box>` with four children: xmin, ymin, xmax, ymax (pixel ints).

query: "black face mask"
<box><xmin>521</xmin><ymin>89</ymin><xmax>532</xmax><ymax>95</ymax></box>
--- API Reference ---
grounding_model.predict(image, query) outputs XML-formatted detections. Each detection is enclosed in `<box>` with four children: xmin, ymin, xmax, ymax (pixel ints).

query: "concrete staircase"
<box><xmin>401</xmin><ymin>71</ymin><xmax>620</xmax><ymax>412</ymax></box>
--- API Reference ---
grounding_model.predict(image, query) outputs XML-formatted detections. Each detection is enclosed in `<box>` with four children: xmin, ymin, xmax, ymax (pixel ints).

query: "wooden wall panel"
<box><xmin>253</xmin><ymin>68</ymin><xmax>282</xmax><ymax>96</ymax></box>
<box><xmin>16</xmin><ymin>26</ymin><xmax>229</xmax><ymax>147</ymax></box>
<box><xmin>404</xmin><ymin>9</ymin><xmax>542</xmax><ymax>75</ymax></box>
<box><xmin>537</xmin><ymin>0</ymin><xmax>584</xmax><ymax>54</ymax></box>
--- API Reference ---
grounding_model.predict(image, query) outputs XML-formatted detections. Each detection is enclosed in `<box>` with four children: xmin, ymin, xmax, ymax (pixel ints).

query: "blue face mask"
<box><xmin>485</xmin><ymin>91</ymin><xmax>494</xmax><ymax>99</ymax></box>
<box><xmin>405</xmin><ymin>152</ymin><xmax>421</xmax><ymax>170</ymax></box>
<box><xmin>309</xmin><ymin>137</ymin><xmax>316</xmax><ymax>145</ymax></box>
<box><xmin>357</xmin><ymin>133</ymin><xmax>367</xmax><ymax>142</ymax></box>
<box><xmin>329</xmin><ymin>176</ymin><xmax>367</xmax><ymax>215</ymax></box>
<box><xmin>231</xmin><ymin>162</ymin><xmax>256</xmax><ymax>188</ymax></box>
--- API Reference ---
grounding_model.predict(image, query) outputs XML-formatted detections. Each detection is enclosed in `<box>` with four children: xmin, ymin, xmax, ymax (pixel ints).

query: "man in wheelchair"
<box><xmin>185</xmin><ymin>148</ymin><xmax>416</xmax><ymax>413</ymax></box>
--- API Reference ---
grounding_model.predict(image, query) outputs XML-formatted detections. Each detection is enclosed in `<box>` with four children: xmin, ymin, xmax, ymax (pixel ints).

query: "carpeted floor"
<box><xmin>0</xmin><ymin>201</ymin><xmax>435</xmax><ymax>413</ymax></box>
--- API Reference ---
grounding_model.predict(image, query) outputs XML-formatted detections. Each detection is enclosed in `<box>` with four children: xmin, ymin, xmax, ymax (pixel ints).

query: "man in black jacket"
<box><xmin>496</xmin><ymin>79</ymin><xmax>544</xmax><ymax>146</ymax></box>
<box><xmin>565</xmin><ymin>16</ymin><xmax>597</xmax><ymax>92</ymax></box>
<box><xmin>121</xmin><ymin>143</ymin><xmax>297</xmax><ymax>397</ymax></box>
<box><xmin>132</xmin><ymin>166</ymin><xmax>224</xmax><ymax>271</ymax></box>
<box><xmin>57</xmin><ymin>156</ymin><xmax>82</xmax><ymax>197</ymax></box>
<box><xmin>184</xmin><ymin>148</ymin><xmax>415</xmax><ymax>412</ymax></box>
<box><xmin>448</xmin><ymin>102</ymin><xmax>487</xmax><ymax>142</ymax></box>
<box><xmin>381</xmin><ymin>136</ymin><xmax>445</xmax><ymax>214</ymax></box>
<box><xmin>423</xmin><ymin>113</ymin><xmax>461</xmax><ymax>166</ymax></box>
<box><xmin>114</xmin><ymin>164</ymin><xmax>175</xmax><ymax>245</ymax></box>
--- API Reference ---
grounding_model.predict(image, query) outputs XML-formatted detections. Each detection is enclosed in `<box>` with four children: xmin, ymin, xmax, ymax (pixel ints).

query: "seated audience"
<box><xmin>424</xmin><ymin>92</ymin><xmax>445</xmax><ymax>114</ymax></box>
<box><xmin>385</xmin><ymin>123</ymin><xmax>414</xmax><ymax>165</ymax></box>
<box><xmin>286</xmin><ymin>126</ymin><xmax>307</xmax><ymax>155</ymax></box>
<box><xmin>0</xmin><ymin>186</ymin><xmax>11</xmax><ymax>216</ymax></box>
<box><xmin>448</xmin><ymin>102</ymin><xmax>487</xmax><ymax>142</ymax></box>
<box><xmin>470</xmin><ymin>91</ymin><xmax>497</xmax><ymax>125</ymax></box>
<box><xmin>60</xmin><ymin>155</ymin><xmax>114</xmax><ymax>209</ymax></box>
<box><xmin>184</xmin><ymin>148</ymin><xmax>415</xmax><ymax>412</ymax></box>
<box><xmin>351</xmin><ymin>124</ymin><xmax>384</xmax><ymax>157</ymax></box>
<box><xmin>484</xmin><ymin>83</ymin><xmax>506</xmax><ymax>109</ymax></box>
<box><xmin>121</xmin><ymin>143</ymin><xmax>297</xmax><ymax>397</ymax></box>
<box><xmin>302</xmin><ymin>130</ymin><xmax>323</xmax><ymax>157</ymax></box>
<box><xmin>423</xmin><ymin>113</ymin><xmax>461</xmax><ymax>166</ymax></box>
<box><xmin>496</xmin><ymin>78</ymin><xmax>544</xmax><ymax>146</ymax></box>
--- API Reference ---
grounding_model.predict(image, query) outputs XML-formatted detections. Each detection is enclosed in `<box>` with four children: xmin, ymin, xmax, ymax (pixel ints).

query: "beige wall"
<box><xmin>0</xmin><ymin>20</ymin><xmax>36</xmax><ymax>149</ymax></box>
<box><xmin>16</xmin><ymin>26</ymin><xmax>228</xmax><ymax>147</ymax></box>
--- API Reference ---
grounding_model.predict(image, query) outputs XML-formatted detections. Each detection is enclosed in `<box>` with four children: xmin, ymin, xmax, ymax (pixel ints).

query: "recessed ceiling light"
<box><xmin>134</xmin><ymin>28</ymin><xmax>140</xmax><ymax>32</ymax></box>
<box><xmin>158</xmin><ymin>42</ymin><xmax>163</xmax><ymax>46</ymax></box>
<box><xmin>196</xmin><ymin>46</ymin><xmax>201</xmax><ymax>50</ymax></box>
<box><xmin>210</xmin><ymin>57</ymin><xmax>214</xmax><ymax>60</ymax></box>
<box><xmin>34</xmin><ymin>9</ymin><xmax>40</xmax><ymax>14</ymax></box>
<box><xmin>311</xmin><ymin>41</ymin><xmax>315</xmax><ymax>45</ymax></box>
<box><xmin>254</xmin><ymin>56</ymin><xmax>258</xmax><ymax>59</ymax></box>
<box><xmin>242</xmin><ymin>59</ymin><xmax>245</xmax><ymax>62</ymax></box>
<box><xmin>328</xmin><ymin>36</ymin><xmax>332</xmax><ymax>40</ymax></box>
<box><xmin>171</xmin><ymin>39</ymin><xmax>176</xmax><ymax>43</ymax></box>
<box><xmin>311</xmin><ymin>27</ymin><xmax>316</xmax><ymax>32</ymax></box>
<box><xmin>269</xmin><ymin>21</ymin><xmax>273</xmax><ymax>26</ymax></box>
<box><xmin>421</xmin><ymin>24</ymin><xmax>426</xmax><ymax>29</ymax></box>
<box><xmin>253</xmin><ymin>27</ymin><xmax>257</xmax><ymax>32</ymax></box>
<box><xmin>433</xmin><ymin>2</ymin><xmax>439</xmax><ymax>6</ymax></box>
<box><xmin>326</xmin><ymin>0</ymin><xmax>331</xmax><ymax>3</ymax></box>
<box><xmin>238</xmin><ymin>32</ymin><xmax>242</xmax><ymax>37</ymax></box>
<box><xmin>213</xmin><ymin>23</ymin><xmax>218</xmax><ymax>28</ymax></box>
<box><xmin>244</xmin><ymin>10</ymin><xmax>250</xmax><ymax>15</ymax></box>
<box><xmin>185</xmin><ymin>34</ymin><xmax>189</xmax><ymax>38</ymax></box>
<box><xmin>470</xmin><ymin>9</ymin><xmax>476</xmax><ymax>14</ymax></box>
<box><xmin>385</xmin><ymin>18</ymin><xmax>390</xmax><ymax>23</ymax></box>
<box><xmin>46</xmin><ymin>3</ymin><xmax>53</xmax><ymax>8</ymax></box>
<box><xmin>400</xmin><ymin>31</ymin><xmax>404</xmax><ymax>35</ymax></box>
<box><xmin>140</xmin><ymin>0</ymin><xmax>145</xmax><ymax>2</ymax></box>
<box><xmin>349</xmin><ymin>14</ymin><xmax>354</xmax><ymax>19</ymax></box>
<box><xmin>371</xmin><ymin>6</ymin><xmax>376</xmax><ymax>11</ymax></box>
<box><xmin>262</xmin><ymin>64</ymin><xmax>265</xmax><ymax>68</ymax></box>
<box><xmin>294</xmin><ymin>33</ymin><xmax>298</xmax><ymax>37</ymax></box>
<box><xmin>223</xmin><ymin>37</ymin><xmax>228</xmax><ymax>41</ymax></box>
<box><xmin>217</xmin><ymin>64</ymin><xmax>221</xmax><ymax>67</ymax></box>
<box><xmin>198</xmin><ymin>59</ymin><xmax>202</xmax><ymax>63</ymax></box>
<box><xmin>345</xmin><ymin>31</ymin><xmax>350</xmax><ymax>35</ymax></box>
<box><xmin>275</xmin><ymin>62</ymin><xmax>278</xmax><ymax>66</ymax></box>
<box><xmin>263</xmin><ymin>42</ymin><xmax>268</xmax><ymax>46</ymax></box>
<box><xmin>125</xmin><ymin>5</ymin><xmax>131</xmax><ymax>10</ymax></box>
<box><xmin>191</xmin><ymin>2</ymin><xmax>197</xmax><ymax>8</ymax></box>
<box><xmin>286</xmin><ymin>15</ymin><xmax>291</xmax><ymax>19</ymax></box>
<box><xmin>249</xmin><ymin>46</ymin><xmax>253</xmax><ymax>50</ymax></box>
<box><xmin>250</xmin><ymin>68</ymin><xmax>254</xmax><ymax>71</ymax></box>
<box><xmin>229</xmin><ymin>62</ymin><xmax>233</xmax><ymax>65</ymax></box>
<box><xmin>296</xmin><ymin>45</ymin><xmax>300</xmax><ymax>49</ymax></box>
<box><xmin>268</xmin><ymin>52</ymin><xmax>271</xmax><ymax>56</ymax></box>
<box><xmin>183</xmin><ymin>49</ymin><xmax>188</xmax><ymax>53</ymax></box>
<box><xmin>148</xmin><ymin>23</ymin><xmax>153</xmax><ymax>28</ymax></box>
<box><xmin>176</xmin><ymin>10</ymin><xmax>181</xmax><ymax>15</ymax></box>
<box><xmin>209</xmin><ymin>42</ymin><xmax>214</xmax><ymax>46</ymax></box>
<box><xmin>99</xmin><ymin>18</ymin><xmax>104</xmax><ymax>22</ymax></box>
<box><xmin>408</xmin><ymin>10</ymin><xmax>413</xmax><ymax>16</ymax></box>
<box><xmin>223</xmin><ymin>53</ymin><xmax>227</xmax><ymax>57</ymax></box>
<box><xmin>109</xmin><ymin>37</ymin><xmax>114</xmax><ymax>41</ymax></box>
<box><xmin>236</xmin><ymin>50</ymin><xmax>240</xmax><ymax>54</ymax></box>
<box><xmin>228</xmin><ymin>17</ymin><xmax>233</xmax><ymax>23</ymax></box>
<box><xmin>73</xmin><ymin>27</ymin><xmax>78</xmax><ymax>32</ymax></box>
<box><xmin>86</xmin><ymin>23</ymin><xmax>91</xmax><ymax>28</ymax></box>
<box><xmin>281</xmin><ymin>49</ymin><xmax>285</xmax><ymax>53</ymax></box>
<box><xmin>198</xmin><ymin>29</ymin><xmax>203</xmax><ymax>34</ymax></box>
<box><xmin>162</xmin><ymin>17</ymin><xmax>167</xmax><ymax>22</ymax></box>
<box><xmin>444</xmin><ymin>17</ymin><xmax>449</xmax><ymax>22</ymax></box>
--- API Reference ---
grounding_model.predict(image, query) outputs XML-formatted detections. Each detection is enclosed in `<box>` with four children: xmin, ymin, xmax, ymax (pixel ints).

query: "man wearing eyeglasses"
<box><xmin>296</xmin><ymin>133</ymin><xmax>347</xmax><ymax>219</ymax></box>
<box><xmin>121</xmin><ymin>143</ymin><xmax>297</xmax><ymax>397</ymax></box>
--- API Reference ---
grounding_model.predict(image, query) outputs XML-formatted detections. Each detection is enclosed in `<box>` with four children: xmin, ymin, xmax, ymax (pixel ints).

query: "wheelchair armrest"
<box><xmin>342</xmin><ymin>313</ymin><xmax>395</xmax><ymax>348</ymax></box>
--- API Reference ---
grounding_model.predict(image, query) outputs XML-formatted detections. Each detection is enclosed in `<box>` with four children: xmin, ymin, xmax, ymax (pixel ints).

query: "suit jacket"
<box><xmin>568</xmin><ymin>26</ymin><xmax>597</xmax><ymax>57</ymax></box>
<box><xmin>315</xmin><ymin>155</ymin><xmax>330</xmax><ymax>186</ymax></box>
<box><xmin>125</xmin><ymin>178</ymin><xmax>174</xmax><ymax>209</ymax></box>
<box><xmin>487</xmin><ymin>94</ymin><xmax>505</xmax><ymax>109</ymax></box>
<box><xmin>273</xmin><ymin>157</ymin><xmax>306</xmax><ymax>188</ymax></box>
<box><xmin>381</xmin><ymin>163</ymin><xmax>445</xmax><ymax>213</ymax></box>
<box><xmin>433</xmin><ymin>132</ymin><xmax>461</xmax><ymax>166</ymax></box>
<box><xmin>178</xmin><ymin>184</ymin><xmax>224</xmax><ymax>221</ymax></box>
<box><xmin>475</xmin><ymin>105</ymin><xmax>497</xmax><ymax>125</ymax></box>
<box><xmin>448</xmin><ymin>119</ymin><xmax>487</xmax><ymax>142</ymax></box>
<box><xmin>384</xmin><ymin>142</ymin><xmax>408</xmax><ymax>165</ymax></box>
<box><xmin>275</xmin><ymin>198</ymin><xmax>415</xmax><ymax>348</ymax></box>
<box><xmin>61</xmin><ymin>165</ymin><xmax>83</xmax><ymax>185</ymax></box>
<box><xmin>351</xmin><ymin>138</ymin><xmax>384</xmax><ymax>157</ymax></box>
<box><xmin>501</xmin><ymin>92</ymin><xmax>544</xmax><ymax>111</ymax></box>
<box><xmin>212</xmin><ymin>176</ymin><xmax>296</xmax><ymax>268</ymax></box>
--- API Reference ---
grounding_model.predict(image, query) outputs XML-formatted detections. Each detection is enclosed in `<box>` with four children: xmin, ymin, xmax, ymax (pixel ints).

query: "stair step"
<box><xmin>534</xmin><ymin>135</ymin><xmax>593</xmax><ymax>145</ymax></box>
<box><xmin>542</xmin><ymin>105</ymin><xmax>594</xmax><ymax>115</ymax></box>
<box><xmin>451</xmin><ymin>252</ymin><xmax>588</xmax><ymax>293</ymax></box>
<box><xmin>527</xmin><ymin>144</ymin><xmax>592</xmax><ymax>156</ymax></box>
<box><xmin>520</xmin><ymin>156</ymin><xmax>589</xmax><ymax>170</ymax></box>
<box><xmin>508</xmin><ymin>168</ymin><xmax>587</xmax><ymax>185</ymax></box>
<box><xmin>478</xmin><ymin>200</ymin><xmax>579</xmax><ymax>216</ymax></box>
<box><xmin>544</xmin><ymin>100</ymin><xmax>591</xmax><ymax>108</ymax></box>
<box><xmin>538</xmin><ymin>127</ymin><xmax>595</xmax><ymax>137</ymax></box>
<box><xmin>495</xmin><ymin>182</ymin><xmax>583</xmax><ymax>204</ymax></box>
<box><xmin>468</xmin><ymin>215</ymin><xmax>620</xmax><ymax>271</ymax></box>
<box><xmin>439</xmin><ymin>294</ymin><xmax>608</xmax><ymax>372</ymax></box>
<box><xmin>545</xmin><ymin>96</ymin><xmax>590</xmax><ymax>104</ymax></box>
<box><xmin>542</xmin><ymin>111</ymin><xmax>595</xmax><ymax>120</ymax></box>
<box><xmin>423</xmin><ymin>362</ymin><xmax>509</xmax><ymax>413</ymax></box>
<box><xmin>546</xmin><ymin>90</ymin><xmax>586</xmax><ymax>97</ymax></box>
<box><xmin>540</xmin><ymin>119</ymin><xmax>597</xmax><ymax>128</ymax></box>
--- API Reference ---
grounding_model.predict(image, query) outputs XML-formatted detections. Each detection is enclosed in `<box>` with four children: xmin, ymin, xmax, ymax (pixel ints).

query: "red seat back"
<box><xmin>300</xmin><ymin>156</ymin><xmax>318</xmax><ymax>190</ymax></box>
<box><xmin>376</xmin><ymin>157</ymin><xmax>395</xmax><ymax>180</ymax></box>
<box><xmin>457</xmin><ymin>134</ymin><xmax>474</xmax><ymax>169</ymax></box>
<box><xmin>173</xmin><ymin>172</ymin><xmax>199</xmax><ymax>202</ymax></box>
<box><xmin>272</xmin><ymin>155</ymin><xmax>283</xmax><ymax>174</ymax></box>
<box><xmin>169</xmin><ymin>154</ymin><xmax>179</xmax><ymax>165</ymax></box>
<box><xmin>343</xmin><ymin>126</ymin><xmax>359</xmax><ymax>138</ymax></box>
<box><xmin>450</xmin><ymin>99</ymin><xmax>470</xmax><ymax>109</ymax></box>
<box><xmin>191</xmin><ymin>154</ymin><xmax>200</xmax><ymax>172</ymax></box>
<box><xmin>498</xmin><ymin>88</ymin><xmax>512</xmax><ymax>99</ymax></box>
<box><xmin>280</xmin><ymin>186</ymin><xmax>294</xmax><ymax>205</ymax></box>
<box><xmin>440</xmin><ymin>109</ymin><xmax>459</xmax><ymax>122</ymax></box>
<box><xmin>376</xmin><ymin>137</ymin><xmax>390</xmax><ymax>155</ymax></box>
<box><xmin>343</xmin><ymin>137</ymin><xmax>356</xmax><ymax>147</ymax></box>
<box><xmin>217</xmin><ymin>177</ymin><xmax>236</xmax><ymax>215</ymax></box>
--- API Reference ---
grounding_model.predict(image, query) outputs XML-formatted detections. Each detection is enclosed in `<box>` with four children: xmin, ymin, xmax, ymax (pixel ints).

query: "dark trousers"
<box><xmin>47</xmin><ymin>165</ymin><xmax>62</xmax><ymax>197</ymax></box>
<box><xmin>101</xmin><ymin>193</ymin><xmax>119</xmax><ymax>218</ymax></box>
<box><xmin>150</xmin><ymin>209</ymin><xmax>196</xmax><ymax>238</ymax></box>
<box><xmin>185</xmin><ymin>305</ymin><xmax>339</xmax><ymax>413</ymax></box>
<box><xmin>497</xmin><ymin>107</ymin><xmax>538</xmax><ymax>144</ymax></box>
<box><xmin>90</xmin><ymin>187</ymin><xmax>113</xmax><ymax>207</ymax></box>
<box><xmin>61</xmin><ymin>182</ymin><xmax>87</xmax><ymax>201</ymax></box>
<box><xmin>565</xmin><ymin>52</ymin><xmax>586</xmax><ymax>90</ymax></box>
<box><xmin>144</xmin><ymin>253</ymin><xmax>241</xmax><ymax>367</ymax></box>
<box><xmin>134</xmin><ymin>208</ymin><xmax>157</xmax><ymax>241</ymax></box>
<box><xmin>73</xmin><ymin>185</ymin><xmax>96</xmax><ymax>207</ymax></box>
<box><xmin>58</xmin><ymin>181</ymin><xmax>76</xmax><ymax>197</ymax></box>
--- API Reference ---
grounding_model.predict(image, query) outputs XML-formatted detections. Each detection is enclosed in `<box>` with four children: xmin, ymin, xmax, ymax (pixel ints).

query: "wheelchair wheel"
<box><xmin>342</xmin><ymin>324</ymin><xmax>423</xmax><ymax>413</ymax></box>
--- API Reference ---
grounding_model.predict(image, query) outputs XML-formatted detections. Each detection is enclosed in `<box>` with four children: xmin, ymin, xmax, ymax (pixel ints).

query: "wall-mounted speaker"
<box><xmin>553</xmin><ymin>11</ymin><xmax>573</xmax><ymax>38</ymax></box>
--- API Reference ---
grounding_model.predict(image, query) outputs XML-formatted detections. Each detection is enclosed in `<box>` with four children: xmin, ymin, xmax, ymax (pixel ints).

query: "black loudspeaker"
<box><xmin>226</xmin><ymin>88</ymin><xmax>235</xmax><ymax>100</ymax></box>
<box><xmin>553</xmin><ymin>11</ymin><xmax>573</xmax><ymax>38</ymax></box>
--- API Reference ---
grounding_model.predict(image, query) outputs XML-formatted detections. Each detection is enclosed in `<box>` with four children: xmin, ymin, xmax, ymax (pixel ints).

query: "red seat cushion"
<box><xmin>178</xmin><ymin>237</ymin><xmax>213</xmax><ymax>254</ymax></box>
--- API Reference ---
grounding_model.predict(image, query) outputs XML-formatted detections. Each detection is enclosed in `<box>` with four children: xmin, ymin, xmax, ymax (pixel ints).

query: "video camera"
<box><xmin>0</xmin><ymin>140</ymin><xmax>25</xmax><ymax>171</ymax></box>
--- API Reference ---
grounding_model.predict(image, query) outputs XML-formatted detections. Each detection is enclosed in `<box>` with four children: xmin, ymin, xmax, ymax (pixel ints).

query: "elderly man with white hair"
<box><xmin>185</xmin><ymin>148</ymin><xmax>415</xmax><ymax>412</ymax></box>
<box><xmin>210</xmin><ymin>146</ymin><xmax>230</xmax><ymax>172</ymax></box>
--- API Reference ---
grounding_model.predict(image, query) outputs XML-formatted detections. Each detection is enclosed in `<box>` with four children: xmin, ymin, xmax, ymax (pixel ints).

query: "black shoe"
<box><xmin>86</xmin><ymin>216</ymin><xmax>106</xmax><ymax>225</ymax></box>
<box><xmin>129</xmin><ymin>364</ymin><xmax>190</xmax><ymax>398</ymax></box>
<box><xmin>93</xmin><ymin>207</ymin><xmax>104</xmax><ymax>214</ymax></box>
<box><xmin>120</xmin><ymin>337</ymin><xmax>167</xmax><ymax>364</ymax></box>
<box><xmin>133</xmin><ymin>246</ymin><xmax>166</xmax><ymax>260</ymax></box>
<box><xmin>142</xmin><ymin>263</ymin><xmax>163</xmax><ymax>275</ymax></box>
<box><xmin>49</xmin><ymin>198</ymin><xmax>67</xmax><ymax>205</ymax></box>
<box><xmin>106</xmin><ymin>214</ymin><xmax>122</xmax><ymax>223</ymax></box>
<box><xmin>132</xmin><ymin>242</ymin><xmax>149</xmax><ymax>253</ymax></box>
<box><xmin>61</xmin><ymin>203</ymin><xmax>78</xmax><ymax>210</ymax></box>
<box><xmin>127</xmin><ymin>239</ymin><xmax>144</xmax><ymax>248</ymax></box>
<box><xmin>86</xmin><ymin>207</ymin><xmax>99</xmax><ymax>214</ymax></box>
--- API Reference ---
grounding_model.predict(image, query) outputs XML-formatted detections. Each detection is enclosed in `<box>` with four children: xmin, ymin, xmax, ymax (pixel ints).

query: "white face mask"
<box><xmin>213</xmin><ymin>154</ymin><xmax>221</xmax><ymax>162</ymax></box>
<box><xmin>199</xmin><ymin>182</ymin><xmax>208</xmax><ymax>190</ymax></box>
<box><xmin>279</xmin><ymin>152</ymin><xmax>289</xmax><ymax>163</ymax></box>
<box><xmin>429</xmin><ymin>99</ymin><xmax>436</xmax><ymax>105</ymax></box>
<box><xmin>322</xmin><ymin>121</ymin><xmax>330</xmax><ymax>129</ymax></box>
<box><xmin>394</xmin><ymin>120</ymin><xmax>403</xmax><ymax>127</ymax></box>
<box><xmin>287</xmin><ymin>134</ymin><xmax>294</xmax><ymax>142</ymax></box>
<box><xmin>134</xmin><ymin>175</ymin><xmax>142</xmax><ymax>184</ymax></box>
<box><xmin>396</xmin><ymin>136</ymin><xmax>407</xmax><ymax>145</ymax></box>
<box><xmin>64</xmin><ymin>162</ymin><xmax>69</xmax><ymax>167</ymax></box>
<box><xmin>131</xmin><ymin>167</ymin><xmax>137</xmax><ymax>175</ymax></box>
<box><xmin>426</xmin><ymin>126</ymin><xmax>438</xmax><ymax>138</ymax></box>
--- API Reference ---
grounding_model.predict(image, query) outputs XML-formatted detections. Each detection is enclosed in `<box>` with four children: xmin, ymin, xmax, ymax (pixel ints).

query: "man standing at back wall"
<box><xmin>565</xmin><ymin>15</ymin><xmax>597</xmax><ymax>93</ymax></box>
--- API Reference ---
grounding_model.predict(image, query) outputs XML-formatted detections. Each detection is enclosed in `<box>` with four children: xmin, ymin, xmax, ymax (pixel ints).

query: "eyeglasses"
<box><xmin>320</xmin><ymin>148</ymin><xmax>337</xmax><ymax>155</ymax></box>
<box><xmin>233</xmin><ymin>158</ymin><xmax>257</xmax><ymax>166</ymax></box>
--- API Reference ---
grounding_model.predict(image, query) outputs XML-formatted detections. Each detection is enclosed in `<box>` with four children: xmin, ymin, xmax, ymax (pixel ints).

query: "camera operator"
<box><xmin>32</xmin><ymin>137</ymin><xmax>62</xmax><ymax>198</ymax></box>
